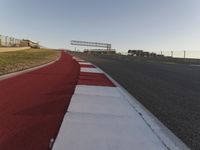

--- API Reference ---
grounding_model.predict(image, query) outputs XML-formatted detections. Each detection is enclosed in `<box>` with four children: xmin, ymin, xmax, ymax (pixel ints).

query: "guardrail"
<box><xmin>160</xmin><ymin>50</ymin><xmax>200</xmax><ymax>59</ymax></box>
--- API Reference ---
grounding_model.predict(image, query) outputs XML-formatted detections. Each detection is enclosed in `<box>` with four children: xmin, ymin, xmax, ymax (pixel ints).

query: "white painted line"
<box><xmin>68</xmin><ymin>94</ymin><xmax>134</xmax><ymax>116</ymax></box>
<box><xmin>74</xmin><ymin>85</ymin><xmax>122</xmax><ymax>97</ymax></box>
<box><xmin>53</xmin><ymin>112</ymin><xmax>167</xmax><ymax>150</ymax></box>
<box><xmin>78</xmin><ymin>62</ymin><xmax>93</xmax><ymax>65</ymax></box>
<box><xmin>190</xmin><ymin>64</ymin><xmax>200</xmax><ymax>67</ymax></box>
<box><xmin>81</xmin><ymin>68</ymin><xmax>103</xmax><ymax>73</ymax></box>
<box><xmin>72</xmin><ymin>57</ymin><xmax>85</xmax><ymax>61</ymax></box>
<box><xmin>76</xmin><ymin>59</ymin><xmax>85</xmax><ymax>61</ymax></box>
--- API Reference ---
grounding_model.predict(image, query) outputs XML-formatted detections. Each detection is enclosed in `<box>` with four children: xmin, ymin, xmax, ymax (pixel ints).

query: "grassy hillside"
<box><xmin>0</xmin><ymin>48</ymin><xmax>60</xmax><ymax>75</ymax></box>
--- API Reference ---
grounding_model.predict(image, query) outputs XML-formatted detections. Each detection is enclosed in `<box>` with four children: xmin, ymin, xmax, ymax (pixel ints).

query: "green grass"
<box><xmin>0</xmin><ymin>48</ymin><xmax>60</xmax><ymax>75</ymax></box>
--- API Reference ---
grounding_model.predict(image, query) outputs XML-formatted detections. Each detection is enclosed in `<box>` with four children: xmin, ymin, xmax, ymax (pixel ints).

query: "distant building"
<box><xmin>20</xmin><ymin>39</ymin><xmax>39</xmax><ymax>48</ymax></box>
<box><xmin>128</xmin><ymin>50</ymin><xmax>163</xmax><ymax>57</ymax></box>
<box><xmin>128</xmin><ymin>50</ymin><xmax>144</xmax><ymax>56</ymax></box>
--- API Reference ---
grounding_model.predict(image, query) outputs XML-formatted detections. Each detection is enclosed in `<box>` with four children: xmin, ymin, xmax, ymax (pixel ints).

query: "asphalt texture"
<box><xmin>76</xmin><ymin>54</ymin><xmax>200</xmax><ymax>150</ymax></box>
<box><xmin>0</xmin><ymin>52</ymin><xmax>79</xmax><ymax>150</ymax></box>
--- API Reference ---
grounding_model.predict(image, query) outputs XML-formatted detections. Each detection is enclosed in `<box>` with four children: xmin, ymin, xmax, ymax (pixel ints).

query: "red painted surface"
<box><xmin>0</xmin><ymin>52</ymin><xmax>80</xmax><ymax>150</ymax></box>
<box><xmin>78</xmin><ymin>72</ymin><xmax>115</xmax><ymax>87</ymax></box>
<box><xmin>80</xmin><ymin>64</ymin><xmax>96</xmax><ymax>68</ymax></box>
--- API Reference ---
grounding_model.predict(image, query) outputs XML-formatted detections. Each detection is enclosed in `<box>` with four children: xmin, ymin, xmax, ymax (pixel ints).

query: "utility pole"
<box><xmin>171</xmin><ymin>51</ymin><xmax>173</xmax><ymax>57</ymax></box>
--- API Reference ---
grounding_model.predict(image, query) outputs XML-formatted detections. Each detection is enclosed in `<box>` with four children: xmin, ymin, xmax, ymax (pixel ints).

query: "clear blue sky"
<box><xmin>0</xmin><ymin>0</ymin><xmax>200</xmax><ymax>52</ymax></box>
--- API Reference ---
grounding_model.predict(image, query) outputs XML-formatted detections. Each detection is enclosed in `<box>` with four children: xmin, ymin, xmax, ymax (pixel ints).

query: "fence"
<box><xmin>0</xmin><ymin>34</ymin><xmax>21</xmax><ymax>47</ymax></box>
<box><xmin>126</xmin><ymin>50</ymin><xmax>200</xmax><ymax>59</ymax></box>
<box><xmin>159</xmin><ymin>51</ymin><xmax>200</xmax><ymax>59</ymax></box>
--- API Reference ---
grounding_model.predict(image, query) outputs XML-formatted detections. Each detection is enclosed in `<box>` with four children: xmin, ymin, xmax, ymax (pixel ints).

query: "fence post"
<box><xmin>184</xmin><ymin>50</ymin><xmax>186</xmax><ymax>59</ymax></box>
<box><xmin>0</xmin><ymin>35</ymin><xmax>1</xmax><ymax>47</ymax></box>
<box><xmin>9</xmin><ymin>37</ymin><xmax>11</xmax><ymax>46</ymax></box>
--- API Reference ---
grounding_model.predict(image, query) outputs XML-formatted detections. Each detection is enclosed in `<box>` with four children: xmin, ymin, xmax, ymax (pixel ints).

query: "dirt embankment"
<box><xmin>0</xmin><ymin>48</ymin><xmax>60</xmax><ymax>75</ymax></box>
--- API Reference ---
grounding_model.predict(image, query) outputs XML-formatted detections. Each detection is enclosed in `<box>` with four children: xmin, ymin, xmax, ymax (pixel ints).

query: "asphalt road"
<box><xmin>76</xmin><ymin>54</ymin><xmax>200</xmax><ymax>150</ymax></box>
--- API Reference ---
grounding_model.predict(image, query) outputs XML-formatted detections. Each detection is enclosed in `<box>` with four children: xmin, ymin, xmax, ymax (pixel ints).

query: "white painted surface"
<box><xmin>53</xmin><ymin>112</ymin><xmax>167</xmax><ymax>150</ymax></box>
<box><xmin>78</xmin><ymin>62</ymin><xmax>93</xmax><ymax>65</ymax></box>
<box><xmin>53</xmin><ymin>85</ymin><xmax>168</xmax><ymax>150</ymax></box>
<box><xmin>190</xmin><ymin>64</ymin><xmax>200</xmax><ymax>67</ymax></box>
<box><xmin>81</xmin><ymin>67</ymin><xmax>103</xmax><ymax>73</ymax></box>
<box><xmin>74</xmin><ymin>85</ymin><xmax>122</xmax><ymax>97</ymax></box>
<box><xmin>72</xmin><ymin>57</ymin><xmax>86</xmax><ymax>62</ymax></box>
<box><xmin>74</xmin><ymin>58</ymin><xmax>85</xmax><ymax>61</ymax></box>
<box><xmin>68</xmin><ymin>94</ymin><xmax>134</xmax><ymax>116</ymax></box>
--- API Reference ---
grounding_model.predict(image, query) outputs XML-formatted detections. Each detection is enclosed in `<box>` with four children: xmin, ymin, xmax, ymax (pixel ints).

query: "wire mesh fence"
<box><xmin>127</xmin><ymin>50</ymin><xmax>200</xmax><ymax>59</ymax></box>
<box><xmin>160</xmin><ymin>51</ymin><xmax>200</xmax><ymax>59</ymax></box>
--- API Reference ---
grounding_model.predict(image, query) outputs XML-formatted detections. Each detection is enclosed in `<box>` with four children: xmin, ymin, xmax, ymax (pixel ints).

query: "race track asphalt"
<box><xmin>76</xmin><ymin>54</ymin><xmax>200</xmax><ymax>150</ymax></box>
<box><xmin>0</xmin><ymin>52</ymin><xmax>80</xmax><ymax>150</ymax></box>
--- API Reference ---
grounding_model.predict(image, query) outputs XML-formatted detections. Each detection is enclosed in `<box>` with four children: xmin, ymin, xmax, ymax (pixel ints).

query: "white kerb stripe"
<box><xmin>81</xmin><ymin>68</ymin><xmax>103</xmax><ymax>73</ymax></box>
<box><xmin>68</xmin><ymin>94</ymin><xmax>134</xmax><ymax>116</ymax></box>
<box><xmin>74</xmin><ymin>85</ymin><xmax>121</xmax><ymax>97</ymax></box>
<box><xmin>52</xmin><ymin>112</ymin><xmax>167</xmax><ymax>150</ymax></box>
<box><xmin>78</xmin><ymin>62</ymin><xmax>93</xmax><ymax>65</ymax></box>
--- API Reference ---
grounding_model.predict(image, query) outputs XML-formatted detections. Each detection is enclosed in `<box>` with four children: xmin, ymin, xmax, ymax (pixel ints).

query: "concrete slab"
<box><xmin>73</xmin><ymin>58</ymin><xmax>85</xmax><ymax>61</ymax></box>
<box><xmin>78</xmin><ymin>62</ymin><xmax>93</xmax><ymax>65</ymax></box>
<box><xmin>81</xmin><ymin>68</ymin><xmax>103</xmax><ymax>73</ymax></box>
<box><xmin>74</xmin><ymin>85</ymin><xmax>122</xmax><ymax>97</ymax></box>
<box><xmin>53</xmin><ymin>112</ymin><xmax>167</xmax><ymax>150</ymax></box>
<box><xmin>68</xmin><ymin>94</ymin><xmax>134</xmax><ymax>116</ymax></box>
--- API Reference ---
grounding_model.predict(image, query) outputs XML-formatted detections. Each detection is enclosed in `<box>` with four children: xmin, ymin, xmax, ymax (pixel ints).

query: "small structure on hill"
<box><xmin>20</xmin><ymin>40</ymin><xmax>40</xmax><ymax>48</ymax></box>
<box><xmin>128</xmin><ymin>50</ymin><xmax>163</xmax><ymax>57</ymax></box>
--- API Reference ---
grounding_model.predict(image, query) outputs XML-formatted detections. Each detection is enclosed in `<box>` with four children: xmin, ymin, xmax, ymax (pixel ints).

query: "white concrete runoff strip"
<box><xmin>74</xmin><ymin>58</ymin><xmax>85</xmax><ymax>61</ymax></box>
<box><xmin>53</xmin><ymin>111</ymin><xmax>167</xmax><ymax>150</ymax></box>
<box><xmin>74</xmin><ymin>85</ymin><xmax>122</xmax><ymax>97</ymax></box>
<box><xmin>68</xmin><ymin>94</ymin><xmax>133</xmax><ymax>116</ymax></box>
<box><xmin>78</xmin><ymin>62</ymin><xmax>93</xmax><ymax>65</ymax></box>
<box><xmin>81</xmin><ymin>67</ymin><xmax>104</xmax><ymax>73</ymax></box>
<box><xmin>53</xmin><ymin>85</ymin><xmax>180</xmax><ymax>150</ymax></box>
<box><xmin>53</xmin><ymin>58</ymin><xmax>189</xmax><ymax>150</ymax></box>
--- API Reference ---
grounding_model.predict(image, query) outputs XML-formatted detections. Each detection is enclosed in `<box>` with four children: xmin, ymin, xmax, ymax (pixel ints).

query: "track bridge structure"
<box><xmin>71</xmin><ymin>40</ymin><xmax>112</xmax><ymax>51</ymax></box>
